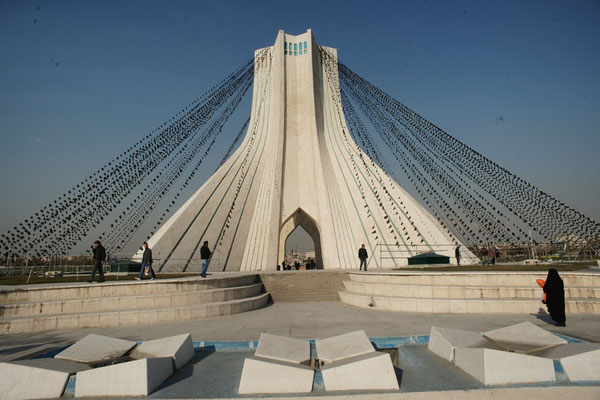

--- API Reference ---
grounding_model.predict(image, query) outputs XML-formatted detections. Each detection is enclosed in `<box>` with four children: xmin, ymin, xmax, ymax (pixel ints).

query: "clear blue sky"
<box><xmin>1</xmin><ymin>0</ymin><xmax>599</xmax><ymax>252</ymax></box>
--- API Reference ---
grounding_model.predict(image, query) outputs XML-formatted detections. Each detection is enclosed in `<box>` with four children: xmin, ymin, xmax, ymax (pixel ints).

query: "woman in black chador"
<box><xmin>543</xmin><ymin>268</ymin><xmax>566</xmax><ymax>327</ymax></box>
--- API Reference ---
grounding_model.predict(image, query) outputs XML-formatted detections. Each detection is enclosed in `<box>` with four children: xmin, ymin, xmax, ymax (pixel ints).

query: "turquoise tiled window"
<box><xmin>304</xmin><ymin>41</ymin><xmax>307</xmax><ymax>49</ymax></box>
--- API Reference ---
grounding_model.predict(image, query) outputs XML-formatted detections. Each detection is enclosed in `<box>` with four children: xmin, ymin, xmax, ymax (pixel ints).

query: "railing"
<box><xmin>367</xmin><ymin>241</ymin><xmax>600</xmax><ymax>268</ymax></box>
<box><xmin>1</xmin><ymin>240</ymin><xmax>598</xmax><ymax>277</ymax></box>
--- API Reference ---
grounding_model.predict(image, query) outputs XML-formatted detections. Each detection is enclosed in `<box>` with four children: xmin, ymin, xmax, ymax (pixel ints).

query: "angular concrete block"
<box><xmin>254</xmin><ymin>333</ymin><xmax>310</xmax><ymax>364</ymax></box>
<box><xmin>321</xmin><ymin>352</ymin><xmax>399</xmax><ymax>391</ymax></box>
<box><xmin>238</xmin><ymin>356</ymin><xmax>314</xmax><ymax>394</ymax></box>
<box><xmin>8</xmin><ymin>358</ymin><xmax>91</xmax><ymax>373</ymax></box>
<box><xmin>55</xmin><ymin>333</ymin><xmax>137</xmax><ymax>364</ymax></box>
<box><xmin>483</xmin><ymin>322</ymin><xmax>566</xmax><ymax>353</ymax></box>
<box><xmin>130</xmin><ymin>333</ymin><xmax>194</xmax><ymax>369</ymax></box>
<box><xmin>428</xmin><ymin>326</ymin><xmax>490</xmax><ymax>362</ymax></box>
<box><xmin>0</xmin><ymin>361</ymin><xmax>72</xmax><ymax>400</ymax></box>
<box><xmin>75</xmin><ymin>357</ymin><xmax>173</xmax><ymax>397</ymax></box>
<box><xmin>533</xmin><ymin>342</ymin><xmax>600</xmax><ymax>359</ymax></box>
<box><xmin>315</xmin><ymin>330</ymin><xmax>374</xmax><ymax>363</ymax></box>
<box><xmin>454</xmin><ymin>347</ymin><xmax>556</xmax><ymax>385</ymax></box>
<box><xmin>552</xmin><ymin>346</ymin><xmax>600</xmax><ymax>382</ymax></box>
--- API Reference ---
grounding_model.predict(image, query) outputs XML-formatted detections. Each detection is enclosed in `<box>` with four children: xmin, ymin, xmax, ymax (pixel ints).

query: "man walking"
<box><xmin>135</xmin><ymin>242</ymin><xmax>156</xmax><ymax>280</ymax></box>
<box><xmin>200</xmin><ymin>241</ymin><xmax>212</xmax><ymax>278</ymax></box>
<box><xmin>358</xmin><ymin>244</ymin><xmax>368</xmax><ymax>271</ymax></box>
<box><xmin>455</xmin><ymin>245</ymin><xmax>461</xmax><ymax>266</ymax></box>
<box><xmin>89</xmin><ymin>240</ymin><xmax>106</xmax><ymax>283</ymax></box>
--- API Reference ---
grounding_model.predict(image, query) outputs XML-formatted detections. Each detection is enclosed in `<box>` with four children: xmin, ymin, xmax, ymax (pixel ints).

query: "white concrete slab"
<box><xmin>130</xmin><ymin>333</ymin><xmax>194</xmax><ymax>369</ymax></box>
<box><xmin>8</xmin><ymin>358</ymin><xmax>91</xmax><ymax>373</ymax></box>
<box><xmin>454</xmin><ymin>347</ymin><xmax>556</xmax><ymax>385</ymax></box>
<box><xmin>428</xmin><ymin>326</ymin><xmax>490</xmax><ymax>362</ymax></box>
<box><xmin>254</xmin><ymin>333</ymin><xmax>311</xmax><ymax>365</ymax></box>
<box><xmin>55</xmin><ymin>333</ymin><xmax>137</xmax><ymax>364</ymax></box>
<box><xmin>321</xmin><ymin>352</ymin><xmax>399</xmax><ymax>391</ymax></box>
<box><xmin>315</xmin><ymin>330</ymin><xmax>374</xmax><ymax>363</ymax></box>
<box><xmin>560</xmin><ymin>348</ymin><xmax>600</xmax><ymax>381</ymax></box>
<box><xmin>238</xmin><ymin>356</ymin><xmax>314</xmax><ymax>394</ymax></box>
<box><xmin>75</xmin><ymin>357</ymin><xmax>173</xmax><ymax>397</ymax></box>
<box><xmin>533</xmin><ymin>343</ymin><xmax>600</xmax><ymax>359</ymax></box>
<box><xmin>0</xmin><ymin>361</ymin><xmax>71</xmax><ymax>400</ymax></box>
<box><xmin>483</xmin><ymin>322</ymin><xmax>566</xmax><ymax>353</ymax></box>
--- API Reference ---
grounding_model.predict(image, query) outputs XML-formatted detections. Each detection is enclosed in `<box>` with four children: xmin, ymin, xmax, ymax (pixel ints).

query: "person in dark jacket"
<box><xmin>88</xmin><ymin>240</ymin><xmax>106</xmax><ymax>283</ymax></box>
<box><xmin>455</xmin><ymin>245</ymin><xmax>461</xmax><ymax>266</ymax></box>
<box><xmin>543</xmin><ymin>268</ymin><xmax>566</xmax><ymax>327</ymax></box>
<box><xmin>136</xmin><ymin>242</ymin><xmax>155</xmax><ymax>280</ymax></box>
<box><xmin>200</xmin><ymin>241</ymin><xmax>211</xmax><ymax>278</ymax></box>
<box><xmin>358</xmin><ymin>244</ymin><xmax>368</xmax><ymax>271</ymax></box>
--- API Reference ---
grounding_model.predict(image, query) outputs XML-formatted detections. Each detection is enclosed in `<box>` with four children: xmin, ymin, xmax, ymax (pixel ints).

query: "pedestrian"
<box><xmin>543</xmin><ymin>268</ymin><xmax>566</xmax><ymax>327</ymax></box>
<box><xmin>358</xmin><ymin>244</ymin><xmax>368</xmax><ymax>271</ymax></box>
<box><xmin>200</xmin><ymin>241</ymin><xmax>212</xmax><ymax>278</ymax></box>
<box><xmin>489</xmin><ymin>247</ymin><xmax>496</xmax><ymax>265</ymax></box>
<box><xmin>88</xmin><ymin>240</ymin><xmax>106</xmax><ymax>283</ymax></box>
<box><xmin>455</xmin><ymin>245</ymin><xmax>461</xmax><ymax>266</ymax></box>
<box><xmin>494</xmin><ymin>248</ymin><xmax>500</xmax><ymax>263</ymax></box>
<box><xmin>135</xmin><ymin>242</ymin><xmax>155</xmax><ymax>280</ymax></box>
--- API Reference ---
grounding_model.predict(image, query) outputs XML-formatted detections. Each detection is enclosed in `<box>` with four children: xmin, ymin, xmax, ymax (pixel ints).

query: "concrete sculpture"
<box><xmin>428</xmin><ymin>323</ymin><xmax>600</xmax><ymax>385</ymax></box>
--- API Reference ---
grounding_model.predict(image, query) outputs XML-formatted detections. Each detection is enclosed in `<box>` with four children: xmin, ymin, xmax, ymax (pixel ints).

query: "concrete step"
<box><xmin>347</xmin><ymin>271</ymin><xmax>600</xmax><ymax>287</ymax></box>
<box><xmin>339</xmin><ymin>290</ymin><xmax>600</xmax><ymax>314</ymax></box>
<box><xmin>258</xmin><ymin>271</ymin><xmax>348</xmax><ymax>302</ymax></box>
<box><xmin>343</xmin><ymin>281</ymin><xmax>600</xmax><ymax>300</ymax></box>
<box><xmin>0</xmin><ymin>293</ymin><xmax>269</xmax><ymax>334</ymax></box>
<box><xmin>0</xmin><ymin>283</ymin><xmax>263</xmax><ymax>317</ymax></box>
<box><xmin>0</xmin><ymin>275</ymin><xmax>258</xmax><ymax>305</ymax></box>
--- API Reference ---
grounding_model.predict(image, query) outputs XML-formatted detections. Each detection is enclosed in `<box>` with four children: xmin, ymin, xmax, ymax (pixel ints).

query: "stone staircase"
<box><xmin>0</xmin><ymin>275</ymin><xmax>268</xmax><ymax>334</ymax></box>
<box><xmin>258</xmin><ymin>270</ymin><xmax>348</xmax><ymax>302</ymax></box>
<box><xmin>339</xmin><ymin>272</ymin><xmax>600</xmax><ymax>314</ymax></box>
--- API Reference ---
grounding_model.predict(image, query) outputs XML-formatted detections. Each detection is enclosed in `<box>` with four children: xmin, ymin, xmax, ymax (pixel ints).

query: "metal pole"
<box><xmin>26</xmin><ymin>252</ymin><xmax>34</xmax><ymax>284</ymax></box>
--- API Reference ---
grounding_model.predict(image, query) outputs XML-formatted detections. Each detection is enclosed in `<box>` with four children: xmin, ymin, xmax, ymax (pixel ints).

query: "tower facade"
<box><xmin>144</xmin><ymin>30</ymin><xmax>474</xmax><ymax>272</ymax></box>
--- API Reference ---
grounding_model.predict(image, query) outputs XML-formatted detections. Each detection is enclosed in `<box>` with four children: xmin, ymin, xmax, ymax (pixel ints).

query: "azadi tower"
<box><xmin>146</xmin><ymin>30</ymin><xmax>474</xmax><ymax>272</ymax></box>
<box><xmin>3</xmin><ymin>30</ymin><xmax>598</xmax><ymax>266</ymax></box>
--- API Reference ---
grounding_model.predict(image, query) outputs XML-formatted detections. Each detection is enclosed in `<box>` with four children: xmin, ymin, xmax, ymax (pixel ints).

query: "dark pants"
<box><xmin>359</xmin><ymin>258</ymin><xmax>367</xmax><ymax>271</ymax></box>
<box><xmin>138</xmin><ymin>263</ymin><xmax>156</xmax><ymax>279</ymax></box>
<box><xmin>89</xmin><ymin>261</ymin><xmax>104</xmax><ymax>282</ymax></box>
<box><xmin>201</xmin><ymin>259</ymin><xmax>209</xmax><ymax>277</ymax></box>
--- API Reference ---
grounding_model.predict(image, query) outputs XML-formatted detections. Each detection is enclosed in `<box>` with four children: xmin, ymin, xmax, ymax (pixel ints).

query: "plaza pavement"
<box><xmin>1</xmin><ymin>300</ymin><xmax>599</xmax><ymax>362</ymax></box>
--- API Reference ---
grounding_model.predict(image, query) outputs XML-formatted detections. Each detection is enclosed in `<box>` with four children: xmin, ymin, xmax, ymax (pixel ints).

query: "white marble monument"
<box><xmin>138</xmin><ymin>29</ymin><xmax>476</xmax><ymax>273</ymax></box>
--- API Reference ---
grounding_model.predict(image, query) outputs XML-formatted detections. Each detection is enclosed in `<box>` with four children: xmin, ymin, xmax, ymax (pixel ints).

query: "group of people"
<box><xmin>455</xmin><ymin>245</ymin><xmax>501</xmax><ymax>266</ymax></box>
<box><xmin>87</xmin><ymin>240</ymin><xmax>213</xmax><ymax>282</ymax></box>
<box><xmin>279</xmin><ymin>259</ymin><xmax>317</xmax><ymax>270</ymax></box>
<box><xmin>86</xmin><ymin>239</ymin><xmax>567</xmax><ymax>328</ymax></box>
